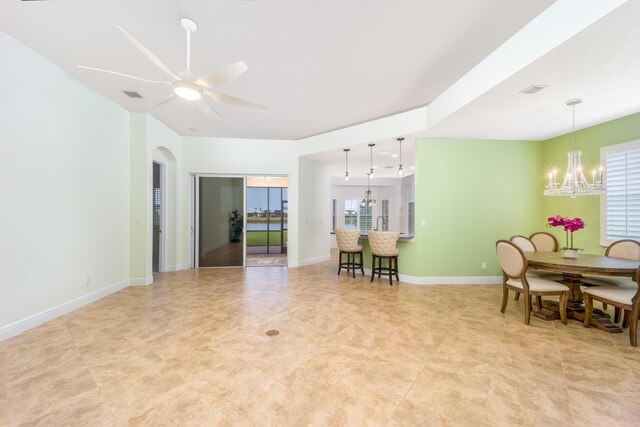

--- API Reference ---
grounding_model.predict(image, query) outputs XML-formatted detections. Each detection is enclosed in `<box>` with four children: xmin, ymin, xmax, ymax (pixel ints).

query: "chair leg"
<box><xmin>614</xmin><ymin>307</ymin><xmax>622</xmax><ymax>324</ymax></box>
<box><xmin>351</xmin><ymin>253</ymin><xmax>356</xmax><ymax>278</ymax></box>
<box><xmin>583</xmin><ymin>294</ymin><xmax>592</xmax><ymax>328</ymax></box>
<box><xmin>337</xmin><ymin>251</ymin><xmax>342</xmax><ymax>276</ymax></box>
<box><xmin>359</xmin><ymin>251</ymin><xmax>364</xmax><ymax>275</ymax></box>
<box><xmin>603</xmin><ymin>303</ymin><xmax>608</xmax><ymax>310</ymax></box>
<box><xmin>559</xmin><ymin>292</ymin><xmax>567</xmax><ymax>325</ymax></box>
<box><xmin>536</xmin><ymin>296</ymin><xmax>543</xmax><ymax>310</ymax></box>
<box><xmin>630</xmin><ymin>306</ymin><xmax>639</xmax><ymax>347</ymax></box>
<box><xmin>514</xmin><ymin>292</ymin><xmax>520</xmax><ymax>301</ymax></box>
<box><xmin>388</xmin><ymin>258</ymin><xmax>393</xmax><ymax>286</ymax></box>
<box><xmin>500</xmin><ymin>285</ymin><xmax>509</xmax><ymax>313</ymax></box>
<box><xmin>395</xmin><ymin>256</ymin><xmax>399</xmax><ymax>281</ymax></box>
<box><xmin>524</xmin><ymin>292</ymin><xmax>531</xmax><ymax>325</ymax></box>
<box><xmin>623</xmin><ymin>310</ymin><xmax>630</xmax><ymax>328</ymax></box>
<box><xmin>370</xmin><ymin>255</ymin><xmax>375</xmax><ymax>282</ymax></box>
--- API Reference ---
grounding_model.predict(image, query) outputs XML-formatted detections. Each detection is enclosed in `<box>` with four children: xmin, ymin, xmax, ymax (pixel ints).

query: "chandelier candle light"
<box><xmin>361</xmin><ymin>144</ymin><xmax>376</xmax><ymax>207</ymax></box>
<box><xmin>544</xmin><ymin>99</ymin><xmax>605</xmax><ymax>198</ymax></box>
<box><xmin>343</xmin><ymin>148</ymin><xmax>350</xmax><ymax>182</ymax></box>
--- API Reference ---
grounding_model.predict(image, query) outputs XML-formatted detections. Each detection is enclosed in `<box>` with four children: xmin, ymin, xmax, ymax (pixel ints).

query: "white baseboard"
<box><xmin>176</xmin><ymin>263</ymin><xmax>191</xmax><ymax>271</ymax></box>
<box><xmin>289</xmin><ymin>255</ymin><xmax>331</xmax><ymax>268</ymax></box>
<box><xmin>129</xmin><ymin>276</ymin><xmax>153</xmax><ymax>286</ymax></box>
<box><xmin>0</xmin><ymin>278</ymin><xmax>130</xmax><ymax>341</ymax></box>
<box><xmin>363</xmin><ymin>269</ymin><xmax>502</xmax><ymax>285</ymax></box>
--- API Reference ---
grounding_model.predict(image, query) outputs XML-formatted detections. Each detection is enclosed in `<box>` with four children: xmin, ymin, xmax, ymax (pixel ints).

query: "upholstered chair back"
<box><xmin>335</xmin><ymin>229</ymin><xmax>362</xmax><ymax>252</ymax></box>
<box><xmin>496</xmin><ymin>240</ymin><xmax>526</xmax><ymax>278</ymax></box>
<box><xmin>368</xmin><ymin>231</ymin><xmax>400</xmax><ymax>256</ymax></box>
<box><xmin>530</xmin><ymin>232</ymin><xmax>558</xmax><ymax>252</ymax></box>
<box><xmin>510</xmin><ymin>235</ymin><xmax>536</xmax><ymax>252</ymax></box>
<box><xmin>606</xmin><ymin>240</ymin><xmax>640</xmax><ymax>260</ymax></box>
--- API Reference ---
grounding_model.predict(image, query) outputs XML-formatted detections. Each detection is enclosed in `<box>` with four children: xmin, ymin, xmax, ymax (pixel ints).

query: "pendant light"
<box><xmin>361</xmin><ymin>144</ymin><xmax>376</xmax><ymax>207</ymax></box>
<box><xmin>397</xmin><ymin>137</ymin><xmax>405</xmax><ymax>176</ymax></box>
<box><xmin>343</xmin><ymin>148</ymin><xmax>350</xmax><ymax>182</ymax></box>
<box><xmin>367</xmin><ymin>143</ymin><xmax>375</xmax><ymax>179</ymax></box>
<box><xmin>544</xmin><ymin>99</ymin><xmax>605</xmax><ymax>198</ymax></box>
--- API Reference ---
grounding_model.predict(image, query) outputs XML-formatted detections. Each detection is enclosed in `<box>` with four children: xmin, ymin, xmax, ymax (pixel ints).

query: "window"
<box><xmin>344</xmin><ymin>199</ymin><xmax>358</xmax><ymax>230</ymax></box>
<box><xmin>381</xmin><ymin>199</ymin><xmax>389</xmax><ymax>231</ymax></box>
<box><xmin>331</xmin><ymin>199</ymin><xmax>337</xmax><ymax>232</ymax></box>
<box><xmin>601</xmin><ymin>140</ymin><xmax>640</xmax><ymax>245</ymax></box>
<box><xmin>359</xmin><ymin>205</ymin><xmax>372</xmax><ymax>232</ymax></box>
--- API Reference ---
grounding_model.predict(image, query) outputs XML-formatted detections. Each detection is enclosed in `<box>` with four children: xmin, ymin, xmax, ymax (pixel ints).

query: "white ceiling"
<box><xmin>1</xmin><ymin>0</ymin><xmax>554</xmax><ymax>140</ymax></box>
<box><xmin>2</xmin><ymin>0</ymin><xmax>639</xmax><ymax>179</ymax></box>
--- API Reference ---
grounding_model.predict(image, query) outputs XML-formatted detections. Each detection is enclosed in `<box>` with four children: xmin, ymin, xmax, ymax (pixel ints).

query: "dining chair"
<box><xmin>529</xmin><ymin>232</ymin><xmax>558</xmax><ymax>252</ymax></box>
<box><xmin>335</xmin><ymin>229</ymin><xmax>364</xmax><ymax>278</ymax></box>
<box><xmin>496</xmin><ymin>240</ymin><xmax>569</xmax><ymax>325</ymax></box>
<box><xmin>368</xmin><ymin>231</ymin><xmax>400</xmax><ymax>285</ymax></box>
<box><xmin>510</xmin><ymin>235</ymin><xmax>563</xmax><ymax>307</ymax></box>
<box><xmin>583</xmin><ymin>266</ymin><xmax>640</xmax><ymax>347</ymax></box>
<box><xmin>583</xmin><ymin>239</ymin><xmax>640</xmax><ymax>322</ymax></box>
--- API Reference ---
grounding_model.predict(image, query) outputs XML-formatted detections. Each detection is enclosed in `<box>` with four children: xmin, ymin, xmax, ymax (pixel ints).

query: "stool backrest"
<box><xmin>368</xmin><ymin>231</ymin><xmax>400</xmax><ymax>256</ymax></box>
<box><xmin>335</xmin><ymin>229</ymin><xmax>362</xmax><ymax>252</ymax></box>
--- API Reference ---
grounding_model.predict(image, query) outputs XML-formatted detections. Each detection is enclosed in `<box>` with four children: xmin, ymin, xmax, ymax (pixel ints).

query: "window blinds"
<box><xmin>606</xmin><ymin>149</ymin><xmax>640</xmax><ymax>240</ymax></box>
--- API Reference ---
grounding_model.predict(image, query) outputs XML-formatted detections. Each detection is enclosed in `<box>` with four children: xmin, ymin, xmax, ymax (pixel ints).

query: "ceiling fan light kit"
<box><xmin>77</xmin><ymin>17</ymin><xmax>266</xmax><ymax>120</ymax></box>
<box><xmin>173</xmin><ymin>81</ymin><xmax>202</xmax><ymax>100</ymax></box>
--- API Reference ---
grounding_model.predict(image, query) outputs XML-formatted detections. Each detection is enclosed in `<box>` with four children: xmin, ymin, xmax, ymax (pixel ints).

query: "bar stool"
<box><xmin>368</xmin><ymin>231</ymin><xmax>400</xmax><ymax>285</ymax></box>
<box><xmin>336</xmin><ymin>229</ymin><xmax>364</xmax><ymax>278</ymax></box>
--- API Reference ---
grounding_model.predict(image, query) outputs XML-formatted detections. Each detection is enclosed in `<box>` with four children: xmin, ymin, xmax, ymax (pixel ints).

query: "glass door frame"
<box><xmin>192</xmin><ymin>173</ymin><xmax>247</xmax><ymax>268</ymax></box>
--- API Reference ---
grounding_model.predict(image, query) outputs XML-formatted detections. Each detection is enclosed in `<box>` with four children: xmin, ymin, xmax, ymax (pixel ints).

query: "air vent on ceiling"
<box><xmin>519</xmin><ymin>85</ymin><xmax>547</xmax><ymax>95</ymax></box>
<box><xmin>123</xmin><ymin>91</ymin><xmax>142</xmax><ymax>99</ymax></box>
<box><xmin>384</xmin><ymin>166</ymin><xmax>394</xmax><ymax>169</ymax></box>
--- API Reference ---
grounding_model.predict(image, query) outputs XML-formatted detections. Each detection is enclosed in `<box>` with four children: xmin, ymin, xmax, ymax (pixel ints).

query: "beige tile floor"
<box><xmin>2</xmin><ymin>256</ymin><xmax>640</xmax><ymax>426</ymax></box>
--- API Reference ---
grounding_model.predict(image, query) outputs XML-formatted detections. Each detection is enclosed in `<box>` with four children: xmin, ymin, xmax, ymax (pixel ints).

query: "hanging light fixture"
<box><xmin>397</xmin><ymin>137</ymin><xmax>405</xmax><ymax>176</ymax></box>
<box><xmin>343</xmin><ymin>148</ymin><xmax>350</xmax><ymax>182</ymax></box>
<box><xmin>367</xmin><ymin>143</ymin><xmax>375</xmax><ymax>179</ymax></box>
<box><xmin>361</xmin><ymin>144</ymin><xmax>376</xmax><ymax>207</ymax></box>
<box><xmin>544</xmin><ymin>99</ymin><xmax>605</xmax><ymax>198</ymax></box>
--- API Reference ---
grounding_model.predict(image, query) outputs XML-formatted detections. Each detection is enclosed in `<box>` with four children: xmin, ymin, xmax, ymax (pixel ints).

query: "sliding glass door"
<box><xmin>196</xmin><ymin>176</ymin><xmax>245</xmax><ymax>267</ymax></box>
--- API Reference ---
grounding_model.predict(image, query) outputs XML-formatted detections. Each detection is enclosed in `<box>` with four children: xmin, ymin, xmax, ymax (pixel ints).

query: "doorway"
<box><xmin>195</xmin><ymin>176</ymin><xmax>245</xmax><ymax>267</ymax></box>
<box><xmin>152</xmin><ymin>161</ymin><xmax>164</xmax><ymax>274</ymax></box>
<box><xmin>246</xmin><ymin>176</ymin><xmax>288</xmax><ymax>266</ymax></box>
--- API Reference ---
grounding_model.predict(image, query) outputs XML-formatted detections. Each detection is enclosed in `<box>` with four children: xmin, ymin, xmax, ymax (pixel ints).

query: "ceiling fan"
<box><xmin>78</xmin><ymin>18</ymin><xmax>266</xmax><ymax>121</ymax></box>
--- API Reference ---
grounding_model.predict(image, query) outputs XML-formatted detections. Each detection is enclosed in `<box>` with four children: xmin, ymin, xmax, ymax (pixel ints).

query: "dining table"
<box><xmin>525</xmin><ymin>251</ymin><xmax>639</xmax><ymax>333</ymax></box>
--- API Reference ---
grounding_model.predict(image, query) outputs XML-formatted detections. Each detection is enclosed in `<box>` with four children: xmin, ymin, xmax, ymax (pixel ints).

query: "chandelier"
<box><xmin>361</xmin><ymin>144</ymin><xmax>376</xmax><ymax>207</ymax></box>
<box><xmin>343</xmin><ymin>148</ymin><xmax>350</xmax><ymax>182</ymax></box>
<box><xmin>544</xmin><ymin>99</ymin><xmax>605</xmax><ymax>198</ymax></box>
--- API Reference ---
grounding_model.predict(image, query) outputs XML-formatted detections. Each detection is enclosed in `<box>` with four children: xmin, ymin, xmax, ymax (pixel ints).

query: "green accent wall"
<box><xmin>542</xmin><ymin>112</ymin><xmax>640</xmax><ymax>254</ymax></box>
<box><xmin>402</xmin><ymin>138</ymin><xmax>544</xmax><ymax>277</ymax></box>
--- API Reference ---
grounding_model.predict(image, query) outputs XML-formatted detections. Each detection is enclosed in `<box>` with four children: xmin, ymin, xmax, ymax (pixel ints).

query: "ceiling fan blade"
<box><xmin>147</xmin><ymin>94</ymin><xmax>176</xmax><ymax>110</ymax></box>
<box><xmin>196</xmin><ymin>61</ymin><xmax>248</xmax><ymax>88</ymax></box>
<box><xmin>115</xmin><ymin>25</ymin><xmax>179</xmax><ymax>81</ymax></box>
<box><xmin>197</xmin><ymin>98</ymin><xmax>225</xmax><ymax>122</ymax></box>
<box><xmin>77</xmin><ymin>66</ymin><xmax>172</xmax><ymax>85</ymax></box>
<box><xmin>204</xmin><ymin>90</ymin><xmax>268</xmax><ymax>110</ymax></box>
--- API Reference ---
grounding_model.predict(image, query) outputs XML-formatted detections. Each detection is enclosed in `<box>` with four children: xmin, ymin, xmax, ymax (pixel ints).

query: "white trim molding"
<box><xmin>289</xmin><ymin>255</ymin><xmax>331</xmax><ymax>268</ymax></box>
<box><xmin>363</xmin><ymin>269</ymin><xmax>502</xmax><ymax>285</ymax></box>
<box><xmin>129</xmin><ymin>276</ymin><xmax>154</xmax><ymax>286</ymax></box>
<box><xmin>0</xmin><ymin>278</ymin><xmax>130</xmax><ymax>341</ymax></box>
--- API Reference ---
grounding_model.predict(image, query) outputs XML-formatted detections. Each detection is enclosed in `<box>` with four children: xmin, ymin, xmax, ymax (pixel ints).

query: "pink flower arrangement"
<box><xmin>547</xmin><ymin>215</ymin><xmax>585</xmax><ymax>249</ymax></box>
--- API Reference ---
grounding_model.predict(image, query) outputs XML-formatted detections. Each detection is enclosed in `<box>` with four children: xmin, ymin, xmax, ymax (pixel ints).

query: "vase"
<box><xmin>563</xmin><ymin>248</ymin><xmax>579</xmax><ymax>259</ymax></box>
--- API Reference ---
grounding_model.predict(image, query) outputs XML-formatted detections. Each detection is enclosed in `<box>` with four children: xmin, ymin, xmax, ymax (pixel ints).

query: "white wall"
<box><xmin>180</xmin><ymin>137</ymin><xmax>300</xmax><ymax>266</ymax></box>
<box><xmin>0</xmin><ymin>33</ymin><xmax>131</xmax><ymax>334</ymax></box>
<box><xmin>297</xmin><ymin>158</ymin><xmax>331</xmax><ymax>265</ymax></box>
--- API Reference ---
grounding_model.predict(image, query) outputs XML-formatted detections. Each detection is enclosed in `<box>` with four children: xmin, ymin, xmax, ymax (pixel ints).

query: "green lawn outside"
<box><xmin>246</xmin><ymin>231</ymin><xmax>288</xmax><ymax>247</ymax></box>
